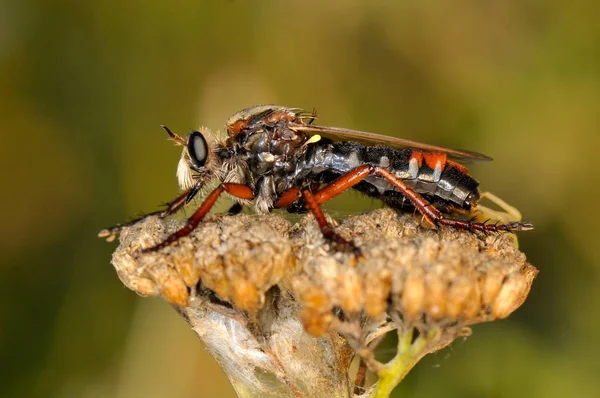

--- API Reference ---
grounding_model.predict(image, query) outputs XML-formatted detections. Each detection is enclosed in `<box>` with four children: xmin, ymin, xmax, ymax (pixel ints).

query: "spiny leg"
<box><xmin>313</xmin><ymin>165</ymin><xmax>533</xmax><ymax>233</ymax></box>
<box><xmin>98</xmin><ymin>185</ymin><xmax>200</xmax><ymax>242</ymax></box>
<box><xmin>275</xmin><ymin>183</ymin><xmax>320</xmax><ymax>214</ymax></box>
<box><xmin>301</xmin><ymin>189</ymin><xmax>361</xmax><ymax>256</ymax></box>
<box><xmin>98</xmin><ymin>125</ymin><xmax>196</xmax><ymax>242</ymax></box>
<box><xmin>143</xmin><ymin>183</ymin><xmax>254</xmax><ymax>253</ymax></box>
<box><xmin>471</xmin><ymin>191</ymin><xmax>528</xmax><ymax>247</ymax></box>
<box><xmin>275</xmin><ymin>187</ymin><xmax>358</xmax><ymax>252</ymax></box>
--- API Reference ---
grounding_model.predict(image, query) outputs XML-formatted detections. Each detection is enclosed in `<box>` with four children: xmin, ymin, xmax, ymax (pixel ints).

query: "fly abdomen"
<box><xmin>314</xmin><ymin>141</ymin><xmax>480</xmax><ymax>211</ymax></box>
<box><xmin>402</xmin><ymin>151</ymin><xmax>480</xmax><ymax>210</ymax></box>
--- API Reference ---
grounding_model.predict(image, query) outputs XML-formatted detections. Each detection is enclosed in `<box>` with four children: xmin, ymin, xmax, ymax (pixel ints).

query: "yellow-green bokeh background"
<box><xmin>2</xmin><ymin>1</ymin><xmax>598</xmax><ymax>397</ymax></box>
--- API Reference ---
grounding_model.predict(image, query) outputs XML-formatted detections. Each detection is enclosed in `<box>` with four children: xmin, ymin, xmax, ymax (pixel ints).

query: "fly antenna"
<box><xmin>161</xmin><ymin>125</ymin><xmax>186</xmax><ymax>146</ymax></box>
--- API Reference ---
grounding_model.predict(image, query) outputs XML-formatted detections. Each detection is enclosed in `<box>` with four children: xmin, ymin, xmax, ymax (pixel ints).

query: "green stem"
<box><xmin>370</xmin><ymin>327</ymin><xmax>440</xmax><ymax>398</ymax></box>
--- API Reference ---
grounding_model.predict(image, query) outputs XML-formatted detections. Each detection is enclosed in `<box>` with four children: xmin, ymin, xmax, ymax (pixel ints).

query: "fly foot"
<box><xmin>322</xmin><ymin>226</ymin><xmax>363</xmax><ymax>258</ymax></box>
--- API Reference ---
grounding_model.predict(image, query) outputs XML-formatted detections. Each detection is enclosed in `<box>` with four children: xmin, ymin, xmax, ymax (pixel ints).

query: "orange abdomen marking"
<box><xmin>446</xmin><ymin>159</ymin><xmax>469</xmax><ymax>174</ymax></box>
<box><xmin>423</xmin><ymin>153</ymin><xmax>447</xmax><ymax>172</ymax></box>
<box><xmin>409</xmin><ymin>151</ymin><xmax>423</xmax><ymax>167</ymax></box>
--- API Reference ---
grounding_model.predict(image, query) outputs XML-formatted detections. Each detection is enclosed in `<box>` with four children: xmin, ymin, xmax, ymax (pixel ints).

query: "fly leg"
<box><xmin>302</xmin><ymin>189</ymin><xmax>361</xmax><ymax>256</ymax></box>
<box><xmin>312</xmin><ymin>165</ymin><xmax>533</xmax><ymax>233</ymax></box>
<box><xmin>277</xmin><ymin>183</ymin><xmax>320</xmax><ymax>214</ymax></box>
<box><xmin>142</xmin><ymin>183</ymin><xmax>254</xmax><ymax>253</ymax></box>
<box><xmin>472</xmin><ymin>191</ymin><xmax>527</xmax><ymax>247</ymax></box>
<box><xmin>98</xmin><ymin>185</ymin><xmax>200</xmax><ymax>242</ymax></box>
<box><xmin>274</xmin><ymin>186</ymin><xmax>359</xmax><ymax>255</ymax></box>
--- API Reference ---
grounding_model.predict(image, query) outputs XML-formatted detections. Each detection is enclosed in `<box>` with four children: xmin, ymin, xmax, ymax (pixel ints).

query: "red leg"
<box><xmin>302</xmin><ymin>189</ymin><xmax>361</xmax><ymax>256</ymax></box>
<box><xmin>275</xmin><ymin>187</ymin><xmax>301</xmax><ymax>208</ymax></box>
<box><xmin>98</xmin><ymin>186</ymin><xmax>197</xmax><ymax>242</ymax></box>
<box><xmin>142</xmin><ymin>183</ymin><xmax>254</xmax><ymax>252</ymax></box>
<box><xmin>313</xmin><ymin>165</ymin><xmax>372</xmax><ymax>204</ymax></box>
<box><xmin>313</xmin><ymin>165</ymin><xmax>533</xmax><ymax>233</ymax></box>
<box><xmin>275</xmin><ymin>184</ymin><xmax>322</xmax><ymax>214</ymax></box>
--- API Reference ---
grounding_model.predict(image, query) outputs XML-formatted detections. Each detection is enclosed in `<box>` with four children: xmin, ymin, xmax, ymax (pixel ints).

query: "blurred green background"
<box><xmin>1</xmin><ymin>0</ymin><xmax>598</xmax><ymax>397</ymax></box>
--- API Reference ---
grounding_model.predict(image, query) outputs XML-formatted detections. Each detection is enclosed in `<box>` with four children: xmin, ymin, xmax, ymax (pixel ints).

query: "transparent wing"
<box><xmin>290</xmin><ymin>124</ymin><xmax>492</xmax><ymax>163</ymax></box>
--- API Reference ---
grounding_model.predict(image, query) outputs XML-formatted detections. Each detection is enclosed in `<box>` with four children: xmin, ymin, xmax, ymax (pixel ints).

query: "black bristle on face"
<box><xmin>217</xmin><ymin>147</ymin><xmax>233</xmax><ymax>160</ymax></box>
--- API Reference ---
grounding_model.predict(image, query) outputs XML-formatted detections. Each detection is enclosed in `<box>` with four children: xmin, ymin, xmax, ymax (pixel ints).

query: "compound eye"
<box><xmin>187</xmin><ymin>131</ymin><xmax>209</xmax><ymax>169</ymax></box>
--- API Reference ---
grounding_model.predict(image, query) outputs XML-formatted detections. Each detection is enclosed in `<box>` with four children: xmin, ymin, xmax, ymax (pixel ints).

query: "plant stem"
<box><xmin>370</xmin><ymin>327</ymin><xmax>441</xmax><ymax>398</ymax></box>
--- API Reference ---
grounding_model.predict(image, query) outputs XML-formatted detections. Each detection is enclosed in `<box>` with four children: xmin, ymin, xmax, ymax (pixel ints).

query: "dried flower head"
<box><xmin>109</xmin><ymin>209</ymin><xmax>537</xmax><ymax>397</ymax></box>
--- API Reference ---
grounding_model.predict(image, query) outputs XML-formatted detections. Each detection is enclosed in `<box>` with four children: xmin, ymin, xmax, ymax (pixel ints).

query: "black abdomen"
<box><xmin>306</xmin><ymin>141</ymin><xmax>480</xmax><ymax>212</ymax></box>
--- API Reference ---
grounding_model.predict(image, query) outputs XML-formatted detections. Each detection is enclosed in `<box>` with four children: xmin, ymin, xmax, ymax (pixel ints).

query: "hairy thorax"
<box><xmin>226</xmin><ymin>122</ymin><xmax>313</xmax><ymax>213</ymax></box>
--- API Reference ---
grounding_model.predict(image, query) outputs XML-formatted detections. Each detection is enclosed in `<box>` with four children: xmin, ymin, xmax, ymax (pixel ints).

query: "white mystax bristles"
<box><xmin>176</xmin><ymin>152</ymin><xmax>195</xmax><ymax>190</ymax></box>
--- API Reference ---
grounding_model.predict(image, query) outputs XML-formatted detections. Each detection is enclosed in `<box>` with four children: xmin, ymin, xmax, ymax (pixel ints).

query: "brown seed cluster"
<box><xmin>109</xmin><ymin>208</ymin><xmax>536</xmax><ymax>397</ymax></box>
<box><xmin>112</xmin><ymin>209</ymin><xmax>535</xmax><ymax>332</ymax></box>
<box><xmin>112</xmin><ymin>214</ymin><xmax>295</xmax><ymax>311</ymax></box>
<box><xmin>289</xmin><ymin>209</ymin><xmax>536</xmax><ymax>336</ymax></box>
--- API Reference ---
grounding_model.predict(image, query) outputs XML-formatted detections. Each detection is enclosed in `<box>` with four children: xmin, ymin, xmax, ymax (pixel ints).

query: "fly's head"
<box><xmin>162</xmin><ymin>126</ymin><xmax>220</xmax><ymax>192</ymax></box>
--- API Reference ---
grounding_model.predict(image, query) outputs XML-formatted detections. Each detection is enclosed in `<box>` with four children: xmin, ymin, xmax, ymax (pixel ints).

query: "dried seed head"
<box><xmin>288</xmin><ymin>210</ymin><xmax>536</xmax><ymax>341</ymax></box>
<box><xmin>109</xmin><ymin>208</ymin><xmax>536</xmax><ymax>397</ymax></box>
<box><xmin>113</xmin><ymin>214</ymin><xmax>295</xmax><ymax>312</ymax></box>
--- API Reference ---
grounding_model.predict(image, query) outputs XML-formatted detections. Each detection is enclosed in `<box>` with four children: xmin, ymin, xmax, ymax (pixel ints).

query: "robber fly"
<box><xmin>99</xmin><ymin>105</ymin><xmax>533</xmax><ymax>254</ymax></box>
